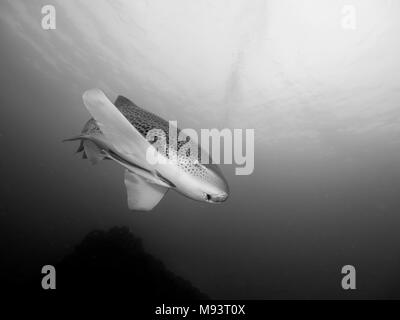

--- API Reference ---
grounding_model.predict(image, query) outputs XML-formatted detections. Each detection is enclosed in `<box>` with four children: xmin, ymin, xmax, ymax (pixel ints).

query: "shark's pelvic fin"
<box><xmin>83</xmin><ymin>140</ymin><xmax>105</xmax><ymax>165</ymax></box>
<box><xmin>124</xmin><ymin>170</ymin><xmax>168</xmax><ymax>211</ymax></box>
<box><xmin>82</xmin><ymin>89</ymin><xmax>155</xmax><ymax>172</ymax></box>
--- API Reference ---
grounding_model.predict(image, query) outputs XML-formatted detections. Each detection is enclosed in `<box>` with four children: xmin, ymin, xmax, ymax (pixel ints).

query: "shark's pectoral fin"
<box><xmin>82</xmin><ymin>89</ymin><xmax>155</xmax><ymax>172</ymax></box>
<box><xmin>124</xmin><ymin>170</ymin><xmax>168</xmax><ymax>212</ymax></box>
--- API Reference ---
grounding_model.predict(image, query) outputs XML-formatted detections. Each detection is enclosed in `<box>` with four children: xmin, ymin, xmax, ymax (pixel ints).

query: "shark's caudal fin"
<box><xmin>124</xmin><ymin>170</ymin><xmax>168</xmax><ymax>211</ymax></box>
<box><xmin>82</xmin><ymin>89</ymin><xmax>156</xmax><ymax>172</ymax></box>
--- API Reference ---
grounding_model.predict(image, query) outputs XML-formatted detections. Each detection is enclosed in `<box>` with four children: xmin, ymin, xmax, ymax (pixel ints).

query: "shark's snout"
<box><xmin>206</xmin><ymin>192</ymin><xmax>229</xmax><ymax>203</ymax></box>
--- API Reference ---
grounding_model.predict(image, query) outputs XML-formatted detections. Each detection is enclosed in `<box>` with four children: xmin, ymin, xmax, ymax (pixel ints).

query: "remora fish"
<box><xmin>65</xmin><ymin>89</ymin><xmax>229</xmax><ymax>211</ymax></box>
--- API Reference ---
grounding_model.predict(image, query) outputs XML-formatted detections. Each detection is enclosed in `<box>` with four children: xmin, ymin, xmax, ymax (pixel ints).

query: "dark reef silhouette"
<box><xmin>57</xmin><ymin>227</ymin><xmax>207</xmax><ymax>299</ymax></box>
<box><xmin>1</xmin><ymin>227</ymin><xmax>208</xmax><ymax>299</ymax></box>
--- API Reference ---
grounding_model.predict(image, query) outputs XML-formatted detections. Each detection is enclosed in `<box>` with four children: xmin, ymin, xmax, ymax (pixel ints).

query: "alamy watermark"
<box><xmin>341</xmin><ymin>5</ymin><xmax>357</xmax><ymax>30</ymax></box>
<box><xmin>41</xmin><ymin>5</ymin><xmax>56</xmax><ymax>30</ymax></box>
<box><xmin>145</xmin><ymin>121</ymin><xmax>255</xmax><ymax>176</ymax></box>
<box><xmin>341</xmin><ymin>265</ymin><xmax>356</xmax><ymax>290</ymax></box>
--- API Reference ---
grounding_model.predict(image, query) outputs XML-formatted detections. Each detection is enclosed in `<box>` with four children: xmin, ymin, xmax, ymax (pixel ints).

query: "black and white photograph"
<box><xmin>0</xmin><ymin>0</ymin><xmax>400</xmax><ymax>313</ymax></box>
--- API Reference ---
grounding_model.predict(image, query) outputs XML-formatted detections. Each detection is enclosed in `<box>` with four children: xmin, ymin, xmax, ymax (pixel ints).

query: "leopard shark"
<box><xmin>65</xmin><ymin>89</ymin><xmax>229</xmax><ymax>211</ymax></box>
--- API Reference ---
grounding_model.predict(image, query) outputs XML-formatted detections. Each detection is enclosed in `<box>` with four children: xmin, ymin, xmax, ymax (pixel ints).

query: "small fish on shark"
<box><xmin>64</xmin><ymin>89</ymin><xmax>229</xmax><ymax>211</ymax></box>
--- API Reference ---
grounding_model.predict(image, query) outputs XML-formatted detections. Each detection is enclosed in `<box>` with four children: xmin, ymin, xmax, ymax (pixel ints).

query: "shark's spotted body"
<box><xmin>80</xmin><ymin>96</ymin><xmax>205</xmax><ymax>175</ymax></box>
<box><xmin>66</xmin><ymin>89</ymin><xmax>229</xmax><ymax>211</ymax></box>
